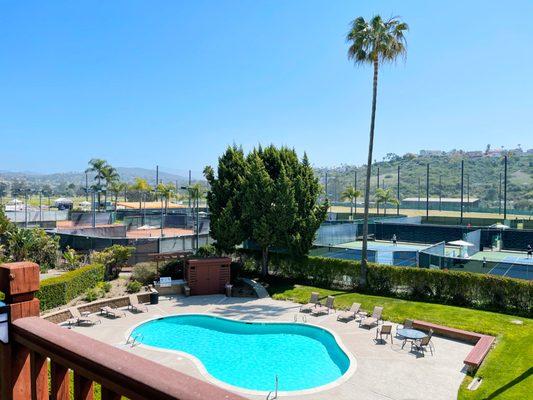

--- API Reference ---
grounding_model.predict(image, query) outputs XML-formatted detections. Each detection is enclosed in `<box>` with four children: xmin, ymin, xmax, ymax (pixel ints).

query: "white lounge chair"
<box><xmin>100</xmin><ymin>306</ymin><xmax>126</xmax><ymax>318</ymax></box>
<box><xmin>359</xmin><ymin>306</ymin><xmax>383</xmax><ymax>328</ymax></box>
<box><xmin>67</xmin><ymin>307</ymin><xmax>101</xmax><ymax>326</ymax></box>
<box><xmin>300</xmin><ymin>292</ymin><xmax>320</xmax><ymax>313</ymax></box>
<box><xmin>337</xmin><ymin>303</ymin><xmax>361</xmax><ymax>322</ymax></box>
<box><xmin>128</xmin><ymin>295</ymin><xmax>148</xmax><ymax>313</ymax></box>
<box><xmin>312</xmin><ymin>296</ymin><xmax>335</xmax><ymax>315</ymax></box>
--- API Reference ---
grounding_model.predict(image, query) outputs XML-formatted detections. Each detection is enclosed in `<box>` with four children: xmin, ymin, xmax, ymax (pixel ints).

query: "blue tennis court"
<box><xmin>312</xmin><ymin>240</ymin><xmax>422</xmax><ymax>266</ymax></box>
<box><xmin>487</xmin><ymin>256</ymin><xmax>532</xmax><ymax>280</ymax></box>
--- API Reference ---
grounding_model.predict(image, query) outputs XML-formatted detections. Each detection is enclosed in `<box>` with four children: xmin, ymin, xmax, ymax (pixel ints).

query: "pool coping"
<box><xmin>124</xmin><ymin>312</ymin><xmax>357</xmax><ymax>397</ymax></box>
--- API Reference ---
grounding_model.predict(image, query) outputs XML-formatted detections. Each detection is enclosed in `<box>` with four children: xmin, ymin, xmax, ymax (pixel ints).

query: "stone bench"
<box><xmin>413</xmin><ymin>320</ymin><xmax>495</xmax><ymax>371</ymax></box>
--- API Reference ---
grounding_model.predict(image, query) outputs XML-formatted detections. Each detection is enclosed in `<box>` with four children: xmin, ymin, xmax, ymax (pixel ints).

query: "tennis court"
<box><xmin>487</xmin><ymin>256</ymin><xmax>533</xmax><ymax>280</ymax></box>
<box><xmin>312</xmin><ymin>240</ymin><xmax>432</xmax><ymax>266</ymax></box>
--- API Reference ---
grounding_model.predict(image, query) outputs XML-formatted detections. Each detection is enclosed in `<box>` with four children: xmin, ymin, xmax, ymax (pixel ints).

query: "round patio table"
<box><xmin>397</xmin><ymin>328</ymin><xmax>426</xmax><ymax>348</ymax></box>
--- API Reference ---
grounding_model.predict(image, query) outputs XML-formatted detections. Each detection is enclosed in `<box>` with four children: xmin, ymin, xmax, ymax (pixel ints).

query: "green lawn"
<box><xmin>265</xmin><ymin>280</ymin><xmax>533</xmax><ymax>400</ymax></box>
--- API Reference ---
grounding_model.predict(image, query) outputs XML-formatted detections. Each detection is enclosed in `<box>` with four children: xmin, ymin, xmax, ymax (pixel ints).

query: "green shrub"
<box><xmin>196</xmin><ymin>244</ymin><xmax>217</xmax><ymax>258</ymax></box>
<box><xmin>96</xmin><ymin>281</ymin><xmax>112</xmax><ymax>293</ymax></box>
<box><xmin>132</xmin><ymin>262</ymin><xmax>157</xmax><ymax>285</ymax></box>
<box><xmin>84</xmin><ymin>288</ymin><xmax>101</xmax><ymax>302</ymax></box>
<box><xmin>0</xmin><ymin>291</ymin><xmax>4</xmax><ymax>301</ymax></box>
<box><xmin>36</xmin><ymin>264</ymin><xmax>105</xmax><ymax>311</ymax></box>
<box><xmin>159</xmin><ymin>260</ymin><xmax>183</xmax><ymax>280</ymax></box>
<box><xmin>1</xmin><ymin>224</ymin><xmax>60</xmax><ymax>270</ymax></box>
<box><xmin>92</xmin><ymin>245</ymin><xmax>134</xmax><ymax>280</ymax></box>
<box><xmin>126</xmin><ymin>280</ymin><xmax>142</xmax><ymax>293</ymax></box>
<box><xmin>62</xmin><ymin>247</ymin><xmax>82</xmax><ymax>271</ymax></box>
<box><xmin>239</xmin><ymin>249</ymin><xmax>533</xmax><ymax>317</ymax></box>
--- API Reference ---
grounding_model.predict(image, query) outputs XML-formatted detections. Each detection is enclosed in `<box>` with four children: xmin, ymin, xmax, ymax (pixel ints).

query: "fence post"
<box><xmin>0</xmin><ymin>262</ymin><xmax>41</xmax><ymax>400</ymax></box>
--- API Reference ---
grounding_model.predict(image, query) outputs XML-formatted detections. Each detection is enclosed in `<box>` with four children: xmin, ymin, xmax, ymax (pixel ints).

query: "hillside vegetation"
<box><xmin>316</xmin><ymin>152</ymin><xmax>532</xmax><ymax>211</ymax></box>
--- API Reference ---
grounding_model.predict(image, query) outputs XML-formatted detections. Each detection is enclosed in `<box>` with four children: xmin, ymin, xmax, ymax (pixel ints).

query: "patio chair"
<box><xmin>67</xmin><ymin>307</ymin><xmax>101</xmax><ymax>326</ymax></box>
<box><xmin>337</xmin><ymin>303</ymin><xmax>361</xmax><ymax>322</ymax></box>
<box><xmin>100</xmin><ymin>306</ymin><xmax>126</xmax><ymax>318</ymax></box>
<box><xmin>128</xmin><ymin>295</ymin><xmax>148</xmax><ymax>313</ymax></box>
<box><xmin>375</xmin><ymin>324</ymin><xmax>393</xmax><ymax>344</ymax></box>
<box><xmin>412</xmin><ymin>329</ymin><xmax>434</xmax><ymax>355</ymax></box>
<box><xmin>396</xmin><ymin>318</ymin><xmax>414</xmax><ymax>336</ymax></box>
<box><xmin>359</xmin><ymin>306</ymin><xmax>383</xmax><ymax>328</ymax></box>
<box><xmin>300</xmin><ymin>292</ymin><xmax>320</xmax><ymax>313</ymax></box>
<box><xmin>312</xmin><ymin>296</ymin><xmax>335</xmax><ymax>316</ymax></box>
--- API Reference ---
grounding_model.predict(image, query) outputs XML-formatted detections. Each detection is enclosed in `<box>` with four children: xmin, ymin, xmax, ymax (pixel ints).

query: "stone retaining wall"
<box><xmin>42</xmin><ymin>292</ymin><xmax>151</xmax><ymax>324</ymax></box>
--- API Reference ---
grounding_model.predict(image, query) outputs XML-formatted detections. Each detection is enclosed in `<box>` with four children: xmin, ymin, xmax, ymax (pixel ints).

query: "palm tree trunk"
<box><xmin>350</xmin><ymin>201</ymin><xmax>353</xmax><ymax>220</ymax></box>
<box><xmin>97</xmin><ymin>177</ymin><xmax>102</xmax><ymax>210</ymax></box>
<box><xmin>360</xmin><ymin>58</ymin><xmax>379</xmax><ymax>289</ymax></box>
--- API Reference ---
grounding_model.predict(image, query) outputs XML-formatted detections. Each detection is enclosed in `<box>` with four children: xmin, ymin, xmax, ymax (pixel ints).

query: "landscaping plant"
<box><xmin>91</xmin><ymin>244</ymin><xmax>134</xmax><ymax>280</ymax></box>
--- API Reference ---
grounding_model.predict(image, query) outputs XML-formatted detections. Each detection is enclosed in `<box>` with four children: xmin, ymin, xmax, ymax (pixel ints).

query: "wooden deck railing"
<box><xmin>0</xmin><ymin>262</ymin><xmax>247</xmax><ymax>400</ymax></box>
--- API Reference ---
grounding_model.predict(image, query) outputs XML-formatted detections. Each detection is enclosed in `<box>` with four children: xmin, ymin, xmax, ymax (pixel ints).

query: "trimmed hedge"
<box><xmin>240</xmin><ymin>250</ymin><xmax>533</xmax><ymax>317</ymax></box>
<box><xmin>36</xmin><ymin>264</ymin><xmax>105</xmax><ymax>311</ymax></box>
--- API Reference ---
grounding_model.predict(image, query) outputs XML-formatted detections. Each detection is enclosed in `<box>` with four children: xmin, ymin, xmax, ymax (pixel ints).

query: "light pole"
<box><xmin>503</xmin><ymin>155</ymin><xmax>508</xmax><ymax>220</ymax></box>
<box><xmin>426</xmin><ymin>163</ymin><xmax>430</xmax><ymax>221</ymax></box>
<box><xmin>396</xmin><ymin>165</ymin><xmax>400</xmax><ymax>216</ymax></box>
<box><xmin>39</xmin><ymin>191</ymin><xmax>42</xmax><ymax>225</ymax></box>
<box><xmin>181</xmin><ymin>186</ymin><xmax>200</xmax><ymax>251</ymax></box>
<box><xmin>498</xmin><ymin>172</ymin><xmax>502</xmax><ymax>214</ymax></box>
<box><xmin>354</xmin><ymin>169</ymin><xmax>357</xmax><ymax>215</ymax></box>
<box><xmin>460</xmin><ymin>160</ymin><xmax>464</xmax><ymax>224</ymax></box>
<box><xmin>91</xmin><ymin>191</ymin><xmax>96</xmax><ymax>228</ymax></box>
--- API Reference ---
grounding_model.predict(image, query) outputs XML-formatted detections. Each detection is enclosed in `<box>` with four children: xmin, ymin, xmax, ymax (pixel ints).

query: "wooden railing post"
<box><xmin>0</xmin><ymin>262</ymin><xmax>41</xmax><ymax>400</ymax></box>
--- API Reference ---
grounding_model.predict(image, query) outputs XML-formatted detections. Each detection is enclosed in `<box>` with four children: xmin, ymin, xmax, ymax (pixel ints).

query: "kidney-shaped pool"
<box><xmin>130</xmin><ymin>314</ymin><xmax>353</xmax><ymax>393</ymax></box>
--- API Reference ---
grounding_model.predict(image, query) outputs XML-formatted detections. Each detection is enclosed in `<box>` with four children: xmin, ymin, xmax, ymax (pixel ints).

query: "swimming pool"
<box><xmin>130</xmin><ymin>314</ymin><xmax>353</xmax><ymax>393</ymax></box>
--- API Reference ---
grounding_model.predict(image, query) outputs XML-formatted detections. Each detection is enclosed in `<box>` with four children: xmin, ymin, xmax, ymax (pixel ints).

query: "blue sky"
<box><xmin>1</xmin><ymin>0</ymin><xmax>532</xmax><ymax>174</ymax></box>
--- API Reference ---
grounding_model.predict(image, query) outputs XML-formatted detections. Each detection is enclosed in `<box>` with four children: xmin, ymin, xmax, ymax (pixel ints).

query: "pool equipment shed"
<box><xmin>185</xmin><ymin>257</ymin><xmax>231</xmax><ymax>295</ymax></box>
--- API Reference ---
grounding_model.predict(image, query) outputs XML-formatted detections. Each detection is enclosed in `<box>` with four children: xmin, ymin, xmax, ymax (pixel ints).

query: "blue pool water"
<box><xmin>132</xmin><ymin>314</ymin><xmax>351</xmax><ymax>392</ymax></box>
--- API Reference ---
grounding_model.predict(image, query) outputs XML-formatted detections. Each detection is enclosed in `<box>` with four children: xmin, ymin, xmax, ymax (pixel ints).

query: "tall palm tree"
<box><xmin>347</xmin><ymin>15</ymin><xmax>408</xmax><ymax>287</ymax></box>
<box><xmin>108</xmin><ymin>181</ymin><xmax>127</xmax><ymax>211</ymax></box>
<box><xmin>85</xmin><ymin>159</ymin><xmax>112</xmax><ymax>210</ymax></box>
<box><xmin>157</xmin><ymin>183</ymin><xmax>175</xmax><ymax>213</ymax></box>
<box><xmin>130</xmin><ymin>178</ymin><xmax>152</xmax><ymax>211</ymax></box>
<box><xmin>374</xmin><ymin>188</ymin><xmax>399</xmax><ymax>215</ymax></box>
<box><xmin>102</xmin><ymin>166</ymin><xmax>119</xmax><ymax>210</ymax></box>
<box><xmin>341</xmin><ymin>186</ymin><xmax>362</xmax><ymax>219</ymax></box>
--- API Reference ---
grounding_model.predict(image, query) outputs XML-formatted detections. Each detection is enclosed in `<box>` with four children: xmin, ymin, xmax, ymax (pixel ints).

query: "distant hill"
<box><xmin>0</xmin><ymin>167</ymin><xmax>202</xmax><ymax>185</ymax></box>
<box><xmin>315</xmin><ymin>152</ymin><xmax>532</xmax><ymax>211</ymax></box>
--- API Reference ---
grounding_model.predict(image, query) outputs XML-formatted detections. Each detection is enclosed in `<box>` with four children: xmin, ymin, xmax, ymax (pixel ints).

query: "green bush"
<box><xmin>96</xmin><ymin>281</ymin><xmax>111</xmax><ymax>293</ymax></box>
<box><xmin>159</xmin><ymin>260</ymin><xmax>183</xmax><ymax>280</ymax></box>
<box><xmin>0</xmin><ymin>291</ymin><xmax>4</xmax><ymax>301</ymax></box>
<box><xmin>126</xmin><ymin>280</ymin><xmax>142</xmax><ymax>293</ymax></box>
<box><xmin>132</xmin><ymin>262</ymin><xmax>157</xmax><ymax>285</ymax></box>
<box><xmin>36</xmin><ymin>264</ymin><xmax>105</xmax><ymax>311</ymax></box>
<box><xmin>84</xmin><ymin>288</ymin><xmax>101</xmax><ymax>302</ymax></box>
<box><xmin>239</xmin><ymin>249</ymin><xmax>533</xmax><ymax>317</ymax></box>
<box><xmin>92</xmin><ymin>245</ymin><xmax>134</xmax><ymax>280</ymax></box>
<box><xmin>196</xmin><ymin>244</ymin><xmax>217</xmax><ymax>258</ymax></box>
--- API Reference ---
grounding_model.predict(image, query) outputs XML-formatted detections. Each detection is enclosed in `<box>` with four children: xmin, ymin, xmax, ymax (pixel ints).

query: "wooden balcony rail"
<box><xmin>11</xmin><ymin>317</ymin><xmax>246</xmax><ymax>400</ymax></box>
<box><xmin>0</xmin><ymin>261</ymin><xmax>247</xmax><ymax>400</ymax></box>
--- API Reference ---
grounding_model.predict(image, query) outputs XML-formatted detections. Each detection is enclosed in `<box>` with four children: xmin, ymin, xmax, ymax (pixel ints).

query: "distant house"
<box><xmin>419</xmin><ymin>150</ymin><xmax>445</xmax><ymax>157</ymax></box>
<box><xmin>465</xmin><ymin>151</ymin><xmax>483</xmax><ymax>158</ymax></box>
<box><xmin>487</xmin><ymin>148</ymin><xmax>504</xmax><ymax>157</ymax></box>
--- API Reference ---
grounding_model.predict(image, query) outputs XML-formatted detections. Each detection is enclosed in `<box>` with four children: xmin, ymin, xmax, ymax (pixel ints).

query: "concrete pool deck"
<box><xmin>66</xmin><ymin>295</ymin><xmax>472</xmax><ymax>400</ymax></box>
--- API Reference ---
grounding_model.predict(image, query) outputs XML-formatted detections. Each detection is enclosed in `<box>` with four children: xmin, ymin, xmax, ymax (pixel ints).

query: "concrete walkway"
<box><xmin>67</xmin><ymin>295</ymin><xmax>471</xmax><ymax>400</ymax></box>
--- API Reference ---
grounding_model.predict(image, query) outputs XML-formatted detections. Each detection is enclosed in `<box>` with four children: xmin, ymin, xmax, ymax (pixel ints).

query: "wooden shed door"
<box><xmin>208</xmin><ymin>266</ymin><xmax>220</xmax><ymax>293</ymax></box>
<box><xmin>192</xmin><ymin>265</ymin><xmax>221</xmax><ymax>295</ymax></box>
